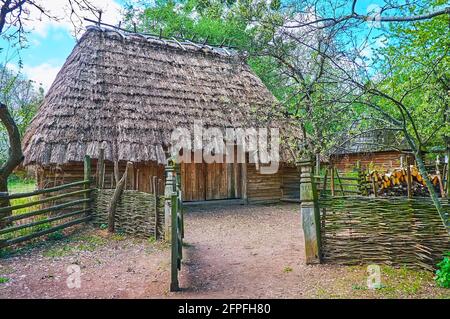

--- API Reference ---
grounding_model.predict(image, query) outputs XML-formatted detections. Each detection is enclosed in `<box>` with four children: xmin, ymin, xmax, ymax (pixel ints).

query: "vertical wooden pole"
<box><xmin>372</xmin><ymin>177</ymin><xmax>378</xmax><ymax>198</ymax></box>
<box><xmin>241</xmin><ymin>160</ymin><xmax>248</xmax><ymax>204</ymax></box>
<box><xmin>153</xmin><ymin>176</ymin><xmax>158</xmax><ymax>239</ymax></box>
<box><xmin>299</xmin><ymin>158</ymin><xmax>321</xmax><ymax>264</ymax></box>
<box><xmin>164</xmin><ymin>162</ymin><xmax>175</xmax><ymax>242</ymax></box>
<box><xmin>315</xmin><ymin>153</ymin><xmax>320</xmax><ymax>176</ymax></box>
<box><xmin>406</xmin><ymin>156</ymin><xmax>412</xmax><ymax>199</ymax></box>
<box><xmin>435</xmin><ymin>156</ymin><xmax>446</xmax><ymax>198</ymax></box>
<box><xmin>170</xmin><ymin>192</ymin><xmax>179</xmax><ymax>292</ymax></box>
<box><xmin>97</xmin><ymin>148</ymin><xmax>105</xmax><ymax>188</ymax></box>
<box><xmin>83</xmin><ymin>155</ymin><xmax>92</xmax><ymax>217</ymax></box>
<box><xmin>0</xmin><ymin>191</ymin><xmax>9</xmax><ymax>229</ymax></box>
<box><xmin>330</xmin><ymin>166</ymin><xmax>335</xmax><ymax>197</ymax></box>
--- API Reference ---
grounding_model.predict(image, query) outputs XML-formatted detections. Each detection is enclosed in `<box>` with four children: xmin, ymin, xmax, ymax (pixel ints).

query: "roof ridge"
<box><xmin>84</xmin><ymin>24</ymin><xmax>242</xmax><ymax>58</ymax></box>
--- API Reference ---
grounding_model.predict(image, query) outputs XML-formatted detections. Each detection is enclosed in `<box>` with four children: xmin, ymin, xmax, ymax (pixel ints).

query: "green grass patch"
<box><xmin>283</xmin><ymin>266</ymin><xmax>293</xmax><ymax>273</ymax></box>
<box><xmin>314</xmin><ymin>265</ymin><xmax>446</xmax><ymax>298</ymax></box>
<box><xmin>0</xmin><ymin>277</ymin><xmax>9</xmax><ymax>284</ymax></box>
<box><xmin>8</xmin><ymin>178</ymin><xmax>36</xmax><ymax>194</ymax></box>
<box><xmin>42</xmin><ymin>234</ymin><xmax>107</xmax><ymax>258</ymax></box>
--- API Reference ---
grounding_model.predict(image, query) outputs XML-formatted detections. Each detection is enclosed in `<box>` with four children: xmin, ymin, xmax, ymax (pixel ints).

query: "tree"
<box><xmin>0</xmin><ymin>0</ymin><xmax>99</xmax><ymax>223</ymax></box>
<box><xmin>0</xmin><ymin>65</ymin><xmax>43</xmax><ymax>164</ymax></box>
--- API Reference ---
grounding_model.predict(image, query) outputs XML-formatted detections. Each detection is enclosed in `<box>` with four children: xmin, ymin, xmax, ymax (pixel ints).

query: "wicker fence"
<box><xmin>319</xmin><ymin>196</ymin><xmax>450</xmax><ymax>270</ymax></box>
<box><xmin>93</xmin><ymin>189</ymin><xmax>164</xmax><ymax>238</ymax></box>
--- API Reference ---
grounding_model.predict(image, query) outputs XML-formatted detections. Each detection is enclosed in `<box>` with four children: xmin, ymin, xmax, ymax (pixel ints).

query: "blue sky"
<box><xmin>0</xmin><ymin>0</ymin><xmax>126</xmax><ymax>91</ymax></box>
<box><xmin>0</xmin><ymin>0</ymin><xmax>393</xmax><ymax>92</ymax></box>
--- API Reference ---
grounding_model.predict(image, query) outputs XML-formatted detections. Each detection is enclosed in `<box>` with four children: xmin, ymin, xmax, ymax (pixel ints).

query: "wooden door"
<box><xmin>181</xmin><ymin>158</ymin><xmax>241</xmax><ymax>201</ymax></box>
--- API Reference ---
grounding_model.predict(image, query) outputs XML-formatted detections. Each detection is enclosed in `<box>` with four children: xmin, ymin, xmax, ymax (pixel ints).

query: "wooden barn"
<box><xmin>22</xmin><ymin>26</ymin><xmax>301</xmax><ymax>203</ymax></box>
<box><xmin>330</xmin><ymin>129</ymin><xmax>411</xmax><ymax>172</ymax></box>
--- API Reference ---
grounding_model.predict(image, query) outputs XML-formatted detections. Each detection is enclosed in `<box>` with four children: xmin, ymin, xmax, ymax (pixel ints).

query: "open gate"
<box><xmin>165</xmin><ymin>159</ymin><xmax>184</xmax><ymax>292</ymax></box>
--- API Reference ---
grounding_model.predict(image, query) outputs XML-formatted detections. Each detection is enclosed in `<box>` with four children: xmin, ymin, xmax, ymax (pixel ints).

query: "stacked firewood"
<box><xmin>362</xmin><ymin>166</ymin><xmax>443</xmax><ymax>197</ymax></box>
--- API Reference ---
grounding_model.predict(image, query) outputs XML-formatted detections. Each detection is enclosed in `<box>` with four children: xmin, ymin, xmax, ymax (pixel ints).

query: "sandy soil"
<box><xmin>0</xmin><ymin>203</ymin><xmax>448</xmax><ymax>299</ymax></box>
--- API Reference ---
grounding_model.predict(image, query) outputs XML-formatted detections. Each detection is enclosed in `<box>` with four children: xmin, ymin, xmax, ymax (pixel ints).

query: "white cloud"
<box><xmin>24</xmin><ymin>0</ymin><xmax>123</xmax><ymax>38</ymax></box>
<box><xmin>22</xmin><ymin>63</ymin><xmax>62</xmax><ymax>91</ymax></box>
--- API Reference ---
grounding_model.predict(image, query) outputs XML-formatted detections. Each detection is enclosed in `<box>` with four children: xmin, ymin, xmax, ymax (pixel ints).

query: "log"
<box><xmin>108</xmin><ymin>162</ymin><xmax>133</xmax><ymax>233</ymax></box>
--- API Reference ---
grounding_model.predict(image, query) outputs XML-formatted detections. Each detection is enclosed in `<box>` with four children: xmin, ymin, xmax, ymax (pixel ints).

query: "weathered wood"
<box><xmin>84</xmin><ymin>155</ymin><xmax>92</xmax><ymax>215</ymax></box>
<box><xmin>319</xmin><ymin>196</ymin><xmax>450</xmax><ymax>269</ymax></box>
<box><xmin>299</xmin><ymin>159</ymin><xmax>321</xmax><ymax>264</ymax></box>
<box><xmin>1</xmin><ymin>198</ymin><xmax>91</xmax><ymax>223</ymax></box>
<box><xmin>335</xmin><ymin>169</ymin><xmax>346</xmax><ymax>196</ymax></box>
<box><xmin>96</xmin><ymin>148</ymin><xmax>105</xmax><ymax>188</ymax></box>
<box><xmin>0</xmin><ymin>208</ymin><xmax>90</xmax><ymax>235</ymax></box>
<box><xmin>3</xmin><ymin>180</ymin><xmax>88</xmax><ymax>200</ymax></box>
<box><xmin>0</xmin><ymin>188</ymin><xmax>93</xmax><ymax>214</ymax></box>
<box><xmin>170</xmin><ymin>193</ymin><xmax>180</xmax><ymax>292</ymax></box>
<box><xmin>114</xmin><ymin>160</ymin><xmax>120</xmax><ymax>185</ymax></box>
<box><xmin>330</xmin><ymin>167</ymin><xmax>335</xmax><ymax>197</ymax></box>
<box><xmin>2</xmin><ymin>216</ymin><xmax>91</xmax><ymax>248</ymax></box>
<box><xmin>153</xmin><ymin>176</ymin><xmax>159</xmax><ymax>239</ymax></box>
<box><xmin>108</xmin><ymin>162</ymin><xmax>133</xmax><ymax>233</ymax></box>
<box><xmin>241</xmin><ymin>161</ymin><xmax>248</xmax><ymax>204</ymax></box>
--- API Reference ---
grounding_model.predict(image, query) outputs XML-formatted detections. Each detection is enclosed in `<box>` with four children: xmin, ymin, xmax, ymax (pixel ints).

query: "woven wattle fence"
<box><xmin>92</xmin><ymin>189</ymin><xmax>164</xmax><ymax>238</ymax></box>
<box><xmin>319</xmin><ymin>196</ymin><xmax>450</xmax><ymax>270</ymax></box>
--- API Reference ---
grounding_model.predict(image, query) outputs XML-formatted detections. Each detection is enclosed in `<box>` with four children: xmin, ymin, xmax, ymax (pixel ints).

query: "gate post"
<box><xmin>164</xmin><ymin>160</ymin><xmax>175</xmax><ymax>242</ymax></box>
<box><xmin>299</xmin><ymin>158</ymin><xmax>322</xmax><ymax>264</ymax></box>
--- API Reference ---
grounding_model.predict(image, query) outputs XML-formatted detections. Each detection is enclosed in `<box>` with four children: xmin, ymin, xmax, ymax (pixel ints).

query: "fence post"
<box><xmin>175</xmin><ymin>163</ymin><xmax>184</xmax><ymax>239</ymax></box>
<box><xmin>406</xmin><ymin>156</ymin><xmax>412</xmax><ymax>199</ymax></box>
<box><xmin>170</xmin><ymin>191</ymin><xmax>179</xmax><ymax>292</ymax></box>
<box><xmin>299</xmin><ymin>158</ymin><xmax>322</xmax><ymax>264</ymax></box>
<box><xmin>330</xmin><ymin>166</ymin><xmax>335</xmax><ymax>197</ymax></box>
<box><xmin>83</xmin><ymin>155</ymin><xmax>92</xmax><ymax>217</ymax></box>
<box><xmin>164</xmin><ymin>161</ymin><xmax>175</xmax><ymax>242</ymax></box>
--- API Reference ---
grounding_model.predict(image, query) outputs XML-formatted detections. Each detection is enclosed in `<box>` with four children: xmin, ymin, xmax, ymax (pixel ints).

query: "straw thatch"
<box><xmin>23</xmin><ymin>26</ymin><xmax>286</xmax><ymax>165</ymax></box>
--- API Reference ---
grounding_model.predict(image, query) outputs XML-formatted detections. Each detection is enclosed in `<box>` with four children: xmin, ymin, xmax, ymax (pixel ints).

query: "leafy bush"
<box><xmin>435</xmin><ymin>252</ymin><xmax>450</xmax><ymax>288</ymax></box>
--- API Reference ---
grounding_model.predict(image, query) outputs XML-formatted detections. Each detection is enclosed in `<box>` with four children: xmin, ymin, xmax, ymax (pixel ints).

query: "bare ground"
<box><xmin>0</xmin><ymin>203</ymin><xmax>448</xmax><ymax>298</ymax></box>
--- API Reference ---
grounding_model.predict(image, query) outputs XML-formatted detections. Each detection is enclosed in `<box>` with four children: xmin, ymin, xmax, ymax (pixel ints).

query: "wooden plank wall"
<box><xmin>37</xmin><ymin>161</ymin><xmax>165</xmax><ymax>194</ymax></box>
<box><xmin>281</xmin><ymin>165</ymin><xmax>300</xmax><ymax>200</ymax></box>
<box><xmin>330</xmin><ymin>151</ymin><xmax>404</xmax><ymax>172</ymax></box>
<box><xmin>247</xmin><ymin>164</ymin><xmax>282</xmax><ymax>203</ymax></box>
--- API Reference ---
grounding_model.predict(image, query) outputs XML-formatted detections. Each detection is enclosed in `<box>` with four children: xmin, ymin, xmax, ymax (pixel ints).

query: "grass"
<box><xmin>313</xmin><ymin>265</ymin><xmax>450</xmax><ymax>299</ymax></box>
<box><xmin>283</xmin><ymin>266</ymin><xmax>293</xmax><ymax>273</ymax></box>
<box><xmin>0</xmin><ymin>277</ymin><xmax>9</xmax><ymax>284</ymax></box>
<box><xmin>42</xmin><ymin>233</ymin><xmax>108</xmax><ymax>258</ymax></box>
<box><xmin>8</xmin><ymin>178</ymin><xmax>37</xmax><ymax>194</ymax></box>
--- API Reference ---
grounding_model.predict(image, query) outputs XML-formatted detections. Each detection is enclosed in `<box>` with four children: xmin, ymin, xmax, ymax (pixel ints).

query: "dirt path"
<box><xmin>0</xmin><ymin>203</ymin><xmax>447</xmax><ymax>298</ymax></box>
<box><xmin>177</xmin><ymin>203</ymin><xmax>345</xmax><ymax>298</ymax></box>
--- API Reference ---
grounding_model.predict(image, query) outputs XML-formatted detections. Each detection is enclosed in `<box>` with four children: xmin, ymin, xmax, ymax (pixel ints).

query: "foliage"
<box><xmin>0</xmin><ymin>65</ymin><xmax>43</xmax><ymax>164</ymax></box>
<box><xmin>366</xmin><ymin>1</ymin><xmax>449</xmax><ymax>152</ymax></box>
<box><xmin>435</xmin><ymin>252</ymin><xmax>450</xmax><ymax>289</ymax></box>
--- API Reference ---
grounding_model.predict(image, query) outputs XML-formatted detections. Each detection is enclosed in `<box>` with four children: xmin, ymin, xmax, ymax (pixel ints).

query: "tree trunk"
<box><xmin>0</xmin><ymin>102</ymin><xmax>24</xmax><ymax>227</ymax></box>
<box><xmin>0</xmin><ymin>177</ymin><xmax>10</xmax><ymax>228</ymax></box>
<box><xmin>415</xmin><ymin>152</ymin><xmax>448</xmax><ymax>231</ymax></box>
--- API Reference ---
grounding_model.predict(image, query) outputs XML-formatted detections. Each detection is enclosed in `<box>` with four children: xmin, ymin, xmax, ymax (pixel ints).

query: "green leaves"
<box><xmin>435</xmin><ymin>252</ymin><xmax>450</xmax><ymax>288</ymax></box>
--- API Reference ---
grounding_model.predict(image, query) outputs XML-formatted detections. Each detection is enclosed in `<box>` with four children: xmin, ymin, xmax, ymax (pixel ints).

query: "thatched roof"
<box><xmin>331</xmin><ymin>129</ymin><xmax>410</xmax><ymax>155</ymax></box>
<box><xmin>23</xmin><ymin>26</ymin><xmax>287</xmax><ymax>165</ymax></box>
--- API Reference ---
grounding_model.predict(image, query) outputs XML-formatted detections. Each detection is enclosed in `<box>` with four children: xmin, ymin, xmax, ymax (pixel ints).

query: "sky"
<box><xmin>0</xmin><ymin>0</ymin><xmax>399</xmax><ymax>92</ymax></box>
<box><xmin>0</xmin><ymin>0</ymin><xmax>126</xmax><ymax>91</ymax></box>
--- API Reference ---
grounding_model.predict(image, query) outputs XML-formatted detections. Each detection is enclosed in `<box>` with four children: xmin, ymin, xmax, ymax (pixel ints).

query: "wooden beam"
<box><xmin>241</xmin><ymin>161</ymin><xmax>248</xmax><ymax>204</ymax></box>
<box><xmin>299</xmin><ymin>159</ymin><xmax>321</xmax><ymax>264</ymax></box>
<box><xmin>108</xmin><ymin>162</ymin><xmax>132</xmax><ymax>233</ymax></box>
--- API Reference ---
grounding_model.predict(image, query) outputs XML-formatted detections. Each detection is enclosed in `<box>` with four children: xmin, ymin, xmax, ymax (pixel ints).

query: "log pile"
<box><xmin>363</xmin><ymin>166</ymin><xmax>443</xmax><ymax>197</ymax></box>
